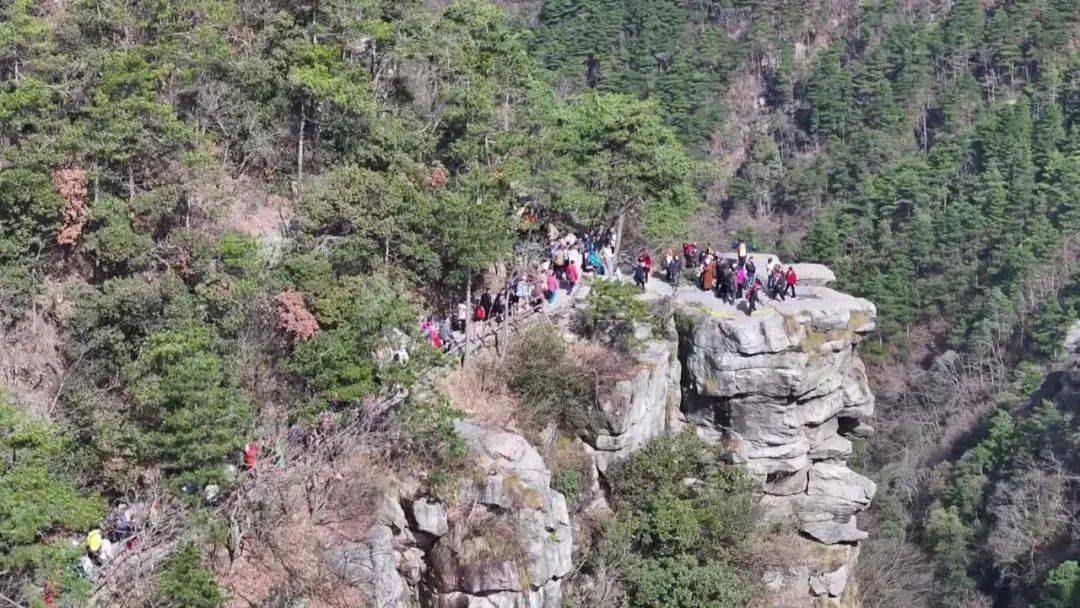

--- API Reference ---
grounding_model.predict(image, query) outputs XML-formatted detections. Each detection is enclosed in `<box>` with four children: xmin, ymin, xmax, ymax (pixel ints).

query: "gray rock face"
<box><xmin>790</xmin><ymin>262</ymin><xmax>836</xmax><ymax>287</ymax></box>
<box><xmin>356</xmin><ymin>421</ymin><xmax>571</xmax><ymax>608</ymax></box>
<box><xmin>411</xmin><ymin>497</ymin><xmax>448</xmax><ymax>537</ymax></box>
<box><xmin>424</xmin><ymin>421</ymin><xmax>572</xmax><ymax>608</ymax></box>
<box><xmin>328</xmin><ymin>501</ymin><xmax>411</xmax><ymax>608</ymax></box>
<box><xmin>673</xmin><ymin>281</ymin><xmax>877</xmax><ymax>602</ymax></box>
<box><xmin>583</xmin><ymin>337</ymin><xmax>681</xmax><ymax>475</ymax></box>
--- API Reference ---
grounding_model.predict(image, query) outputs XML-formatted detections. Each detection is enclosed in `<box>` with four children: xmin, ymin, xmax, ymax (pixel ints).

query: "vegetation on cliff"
<box><xmin>0</xmin><ymin>0</ymin><xmax>1078</xmax><ymax>606</ymax></box>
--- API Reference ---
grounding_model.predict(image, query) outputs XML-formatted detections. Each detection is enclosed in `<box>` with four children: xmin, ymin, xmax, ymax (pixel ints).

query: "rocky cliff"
<box><xmin>597</xmin><ymin>263</ymin><xmax>878</xmax><ymax>605</ymax></box>
<box><xmin>344</xmin><ymin>419</ymin><xmax>573</xmax><ymax>608</ymax></box>
<box><xmin>359</xmin><ymin>261</ymin><xmax>876</xmax><ymax>608</ymax></box>
<box><xmin>671</xmin><ymin>271</ymin><xmax>877</xmax><ymax>604</ymax></box>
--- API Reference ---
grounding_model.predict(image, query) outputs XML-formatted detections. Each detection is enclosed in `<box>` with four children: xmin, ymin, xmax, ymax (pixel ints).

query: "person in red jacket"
<box><xmin>785</xmin><ymin>266</ymin><xmax>797</xmax><ymax>298</ymax></box>
<box><xmin>637</xmin><ymin>250</ymin><xmax>653</xmax><ymax>281</ymax></box>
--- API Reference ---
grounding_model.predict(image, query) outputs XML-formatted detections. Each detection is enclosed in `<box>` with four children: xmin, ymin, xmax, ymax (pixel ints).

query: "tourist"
<box><xmin>701</xmin><ymin>257</ymin><xmax>716</xmax><ymax>291</ymax></box>
<box><xmin>602</xmin><ymin>243</ymin><xmax>615</xmax><ymax>278</ymax></box>
<box><xmin>637</xmin><ymin>250</ymin><xmax>653</xmax><ymax>281</ymax></box>
<box><xmin>683</xmin><ymin>242</ymin><xmax>697</xmax><ymax>267</ymax></box>
<box><xmin>746</xmin><ymin>278</ymin><xmax>764</xmax><ymax>315</ymax></box>
<box><xmin>566</xmin><ymin>260</ymin><xmax>580</xmax><ymax>295</ymax></box>
<box><xmin>633</xmin><ymin>262</ymin><xmax>647</xmax><ymax>290</ymax></box>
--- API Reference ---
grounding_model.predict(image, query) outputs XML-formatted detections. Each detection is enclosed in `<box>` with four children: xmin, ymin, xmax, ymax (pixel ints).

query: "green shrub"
<box><xmin>392</xmin><ymin>397</ymin><xmax>468</xmax><ymax>498</ymax></box>
<box><xmin>82</xmin><ymin>196</ymin><xmax>153</xmax><ymax>276</ymax></box>
<box><xmin>1042</xmin><ymin>561</ymin><xmax>1080</xmax><ymax>608</ymax></box>
<box><xmin>593</xmin><ymin>431</ymin><xmax>760</xmax><ymax>608</ymax></box>
<box><xmin>924</xmin><ymin>504</ymin><xmax>975</xmax><ymax>606</ymax></box>
<box><xmin>69</xmin><ymin>273</ymin><xmax>198</xmax><ymax>376</ymax></box>
<box><xmin>217</xmin><ymin>232</ymin><xmax>262</xmax><ymax>275</ymax></box>
<box><xmin>285</xmin><ymin>330</ymin><xmax>376</xmax><ymax>404</ymax></box>
<box><xmin>154</xmin><ymin>543</ymin><xmax>224</xmax><ymax>608</ymax></box>
<box><xmin>552</xmin><ymin>465</ymin><xmax>584</xmax><ymax>505</ymax></box>
<box><xmin>584</xmin><ymin>279</ymin><xmax>652</xmax><ymax>351</ymax></box>
<box><xmin>125</xmin><ymin>326</ymin><xmax>254</xmax><ymax>485</ymax></box>
<box><xmin>0</xmin><ymin>398</ymin><xmax>103</xmax><ymax>603</ymax></box>
<box><xmin>506</xmin><ymin>324</ymin><xmax>594</xmax><ymax>432</ymax></box>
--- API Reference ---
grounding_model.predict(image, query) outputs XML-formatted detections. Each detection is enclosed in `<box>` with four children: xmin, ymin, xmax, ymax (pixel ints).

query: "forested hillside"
<box><xmin>0</xmin><ymin>0</ymin><xmax>701</xmax><ymax>604</ymax></box>
<box><xmin>1</xmin><ymin>0</ymin><xmax>1078</xmax><ymax>607</ymax></box>
<box><xmin>528</xmin><ymin>2</ymin><xmax>1080</xmax><ymax>605</ymax></box>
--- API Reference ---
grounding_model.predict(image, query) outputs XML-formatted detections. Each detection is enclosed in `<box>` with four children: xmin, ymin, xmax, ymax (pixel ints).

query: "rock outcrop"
<box><xmin>355</xmin><ymin>421</ymin><xmax>573</xmax><ymax>608</ymax></box>
<box><xmin>356</xmin><ymin>260</ymin><xmax>876</xmax><ymax>607</ymax></box>
<box><xmin>671</xmin><ymin>267</ymin><xmax>877</xmax><ymax>602</ymax></box>
<box><xmin>581</xmin><ymin>336</ymin><xmax>681</xmax><ymax>476</ymax></box>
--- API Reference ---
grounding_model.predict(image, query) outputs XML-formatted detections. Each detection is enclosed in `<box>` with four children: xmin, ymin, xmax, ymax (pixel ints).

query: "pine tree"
<box><xmin>808</xmin><ymin>45</ymin><xmax>854</xmax><ymax>141</ymax></box>
<box><xmin>1030</xmin><ymin>297</ymin><xmax>1076</xmax><ymax>360</ymax></box>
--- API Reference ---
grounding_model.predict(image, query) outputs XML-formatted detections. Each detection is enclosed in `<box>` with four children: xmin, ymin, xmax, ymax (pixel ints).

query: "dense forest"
<box><xmin>0</xmin><ymin>0</ymin><xmax>1078</xmax><ymax>607</ymax></box>
<box><xmin>530</xmin><ymin>1</ymin><xmax>1080</xmax><ymax>605</ymax></box>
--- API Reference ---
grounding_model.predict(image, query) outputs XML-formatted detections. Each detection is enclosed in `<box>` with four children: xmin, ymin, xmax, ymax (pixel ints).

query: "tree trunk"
<box><xmin>499</xmin><ymin>284</ymin><xmax>511</xmax><ymax>358</ymax></box>
<box><xmin>463</xmin><ymin>274</ymin><xmax>473</xmax><ymax>365</ymax></box>
<box><xmin>613</xmin><ymin>211</ymin><xmax>626</xmax><ymax>270</ymax></box>
<box><xmin>297</xmin><ymin>99</ymin><xmax>307</xmax><ymax>198</ymax></box>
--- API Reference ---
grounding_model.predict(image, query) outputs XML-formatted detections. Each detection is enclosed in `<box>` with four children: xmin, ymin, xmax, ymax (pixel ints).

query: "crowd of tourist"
<box><xmin>418</xmin><ymin>232</ymin><xmax>803</xmax><ymax>351</ymax></box>
<box><xmin>632</xmin><ymin>239</ymin><xmax>799</xmax><ymax>316</ymax></box>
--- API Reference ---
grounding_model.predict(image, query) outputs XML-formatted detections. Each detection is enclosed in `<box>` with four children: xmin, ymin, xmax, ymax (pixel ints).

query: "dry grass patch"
<box><xmin>440</xmin><ymin>351</ymin><xmax>522</xmax><ymax>429</ymax></box>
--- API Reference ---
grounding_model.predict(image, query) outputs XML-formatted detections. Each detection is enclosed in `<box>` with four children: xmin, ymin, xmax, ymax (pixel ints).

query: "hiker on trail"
<box><xmin>474</xmin><ymin>300</ymin><xmax>487</xmax><ymax>322</ymax></box>
<box><xmin>768</xmin><ymin>265</ymin><xmax>786</xmax><ymax>300</ymax></box>
<box><xmin>491</xmin><ymin>294</ymin><xmax>506</xmax><ymax>321</ymax></box>
<box><xmin>737</xmin><ymin>240</ymin><xmax>748</xmax><ymax>266</ymax></box>
<box><xmin>746</xmin><ymin>278</ymin><xmax>764</xmax><ymax>315</ymax></box>
<box><xmin>545</xmin><ymin>271</ymin><xmax>559</xmax><ymax>304</ymax></box>
<box><xmin>552</xmin><ymin>246</ymin><xmax>567</xmax><ymax>283</ymax></box>
<box><xmin>588</xmin><ymin>247</ymin><xmax>604</xmax><ymax>277</ymax></box>
<box><xmin>86</xmin><ymin>529</ymin><xmax>115</xmax><ymax>565</ymax></box>
<box><xmin>717</xmin><ymin>262</ymin><xmax>732</xmax><ymax>303</ymax></box>
<box><xmin>785</xmin><ymin>266</ymin><xmax>797</xmax><ymax>298</ymax></box>
<box><xmin>439</xmin><ymin>317</ymin><xmax>454</xmax><ymax>344</ymax></box>
<box><xmin>566</xmin><ymin>260</ymin><xmax>580</xmax><ymax>294</ymax></box>
<box><xmin>530</xmin><ymin>275</ymin><xmax>545</xmax><ymax>311</ymax></box>
<box><xmin>683</xmin><ymin>242</ymin><xmax>697</xmax><ymax>267</ymax></box>
<box><xmin>637</xmin><ymin>250</ymin><xmax>653</xmax><ymax>281</ymax></box>
<box><xmin>633</xmin><ymin>262</ymin><xmax>647</xmax><ymax>290</ymax></box>
<box><xmin>602</xmin><ymin>244</ymin><xmax>615</xmax><ymax>278</ymax></box>
<box><xmin>567</xmin><ymin>245</ymin><xmax>583</xmax><ymax>273</ymax></box>
<box><xmin>456</xmin><ymin>302</ymin><xmax>467</xmax><ymax>332</ymax></box>
<box><xmin>420</xmin><ymin>318</ymin><xmax>442</xmax><ymax>348</ymax></box>
<box><xmin>701</xmin><ymin>257</ymin><xmax>716</xmax><ymax>291</ymax></box>
<box><xmin>765</xmin><ymin>257</ymin><xmax>777</xmax><ymax>291</ymax></box>
<box><xmin>735</xmin><ymin>264</ymin><xmax>747</xmax><ymax>299</ymax></box>
<box><xmin>515</xmin><ymin>278</ymin><xmax>531</xmax><ymax>311</ymax></box>
<box><xmin>480</xmin><ymin>291</ymin><xmax>493</xmax><ymax>318</ymax></box>
<box><xmin>244</xmin><ymin>442</ymin><xmax>259</xmax><ymax>471</ymax></box>
<box><xmin>664</xmin><ymin>250</ymin><xmax>680</xmax><ymax>284</ymax></box>
<box><xmin>745</xmin><ymin>257</ymin><xmax>757</xmax><ymax>288</ymax></box>
<box><xmin>106</xmin><ymin>503</ymin><xmax>134</xmax><ymax>542</ymax></box>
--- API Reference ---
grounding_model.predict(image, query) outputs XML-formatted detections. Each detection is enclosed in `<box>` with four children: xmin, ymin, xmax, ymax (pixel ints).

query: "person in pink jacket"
<box><xmin>566</xmin><ymin>260</ymin><xmax>580</xmax><ymax>294</ymax></box>
<box><xmin>735</xmin><ymin>265</ymin><xmax>747</xmax><ymax>298</ymax></box>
